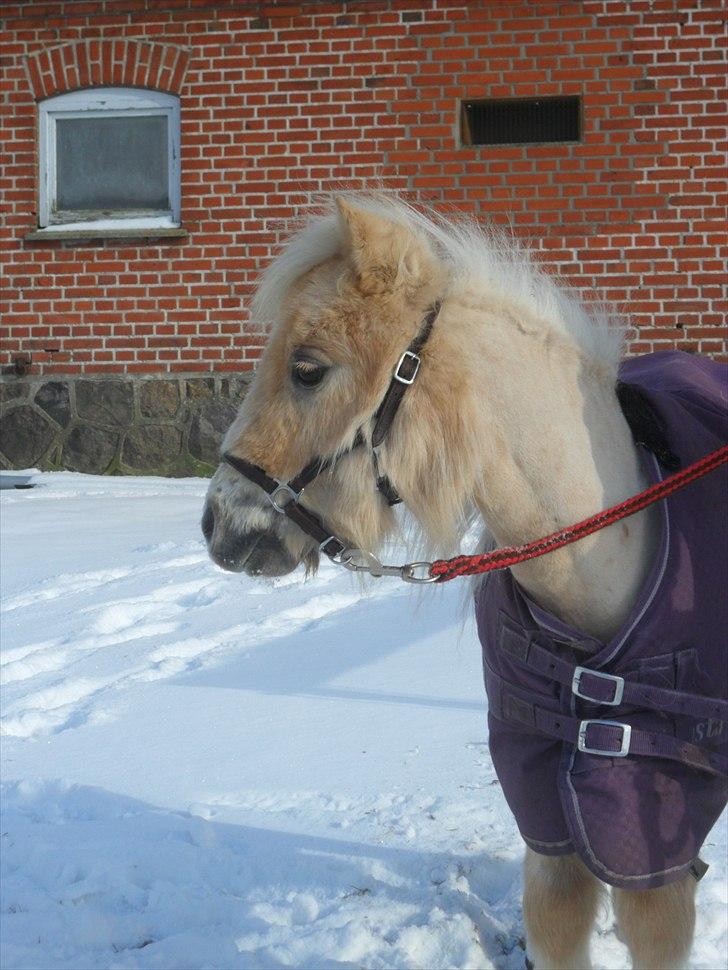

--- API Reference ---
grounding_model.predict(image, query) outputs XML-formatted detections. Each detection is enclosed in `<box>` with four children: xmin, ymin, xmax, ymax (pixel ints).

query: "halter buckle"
<box><xmin>572</xmin><ymin>667</ymin><xmax>624</xmax><ymax>706</ymax></box>
<box><xmin>577</xmin><ymin>720</ymin><xmax>632</xmax><ymax>758</ymax></box>
<box><xmin>393</xmin><ymin>350</ymin><xmax>421</xmax><ymax>385</ymax></box>
<box><xmin>320</xmin><ymin>536</ymin><xmax>347</xmax><ymax>560</ymax></box>
<box><xmin>269</xmin><ymin>483</ymin><xmax>301</xmax><ymax>514</ymax></box>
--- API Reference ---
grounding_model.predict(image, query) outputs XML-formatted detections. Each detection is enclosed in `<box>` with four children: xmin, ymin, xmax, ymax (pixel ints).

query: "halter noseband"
<box><xmin>223</xmin><ymin>301</ymin><xmax>442</xmax><ymax>564</ymax></box>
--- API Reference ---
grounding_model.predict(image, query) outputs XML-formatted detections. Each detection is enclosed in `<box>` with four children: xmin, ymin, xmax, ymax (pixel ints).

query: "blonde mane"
<box><xmin>252</xmin><ymin>192</ymin><xmax>624</xmax><ymax>371</ymax></box>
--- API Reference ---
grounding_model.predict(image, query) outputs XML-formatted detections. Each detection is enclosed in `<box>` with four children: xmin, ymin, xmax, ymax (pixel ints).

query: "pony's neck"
<box><xmin>467</xmin><ymin>313</ymin><xmax>658</xmax><ymax>644</ymax></box>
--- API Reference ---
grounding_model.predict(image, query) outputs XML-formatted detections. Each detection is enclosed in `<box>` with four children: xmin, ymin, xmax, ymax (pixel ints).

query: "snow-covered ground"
<box><xmin>1</xmin><ymin>473</ymin><xmax>726</xmax><ymax>970</ymax></box>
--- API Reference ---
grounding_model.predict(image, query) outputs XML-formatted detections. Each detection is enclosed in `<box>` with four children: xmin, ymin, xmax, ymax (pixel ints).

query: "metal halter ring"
<box><xmin>268</xmin><ymin>483</ymin><xmax>301</xmax><ymax>514</ymax></box>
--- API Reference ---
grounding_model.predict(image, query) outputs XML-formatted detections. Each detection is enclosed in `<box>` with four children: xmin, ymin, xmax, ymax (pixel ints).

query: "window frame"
<box><xmin>38</xmin><ymin>87</ymin><xmax>181</xmax><ymax>231</ymax></box>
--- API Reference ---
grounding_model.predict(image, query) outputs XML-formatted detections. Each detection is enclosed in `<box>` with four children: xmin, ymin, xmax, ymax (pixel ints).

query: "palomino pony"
<box><xmin>202</xmin><ymin>194</ymin><xmax>727</xmax><ymax>970</ymax></box>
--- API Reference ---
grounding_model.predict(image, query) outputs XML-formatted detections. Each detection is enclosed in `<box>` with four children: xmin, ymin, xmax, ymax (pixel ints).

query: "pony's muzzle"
<box><xmin>202</xmin><ymin>500</ymin><xmax>297</xmax><ymax>576</ymax></box>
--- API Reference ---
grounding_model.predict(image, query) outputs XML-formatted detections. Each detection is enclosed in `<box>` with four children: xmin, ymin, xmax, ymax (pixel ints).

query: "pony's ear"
<box><xmin>336</xmin><ymin>197</ymin><xmax>429</xmax><ymax>295</ymax></box>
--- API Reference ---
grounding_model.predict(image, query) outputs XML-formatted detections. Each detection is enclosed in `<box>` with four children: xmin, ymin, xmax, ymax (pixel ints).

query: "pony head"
<box><xmin>202</xmin><ymin>193</ymin><xmax>622</xmax><ymax>579</ymax></box>
<box><xmin>202</xmin><ymin>196</ymin><xmax>452</xmax><ymax>576</ymax></box>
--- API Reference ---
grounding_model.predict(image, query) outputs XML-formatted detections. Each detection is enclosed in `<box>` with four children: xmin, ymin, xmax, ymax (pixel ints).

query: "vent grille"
<box><xmin>462</xmin><ymin>96</ymin><xmax>581</xmax><ymax>146</ymax></box>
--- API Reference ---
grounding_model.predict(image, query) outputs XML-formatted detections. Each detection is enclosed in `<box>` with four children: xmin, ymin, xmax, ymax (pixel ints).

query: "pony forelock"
<box><xmin>251</xmin><ymin>190</ymin><xmax>624</xmax><ymax>370</ymax></box>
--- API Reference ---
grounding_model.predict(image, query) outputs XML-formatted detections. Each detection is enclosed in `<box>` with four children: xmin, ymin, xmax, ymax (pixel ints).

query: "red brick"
<box><xmin>0</xmin><ymin>0</ymin><xmax>723</xmax><ymax>381</ymax></box>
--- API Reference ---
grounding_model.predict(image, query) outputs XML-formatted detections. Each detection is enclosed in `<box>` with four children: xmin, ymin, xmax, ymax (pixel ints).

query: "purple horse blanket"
<box><xmin>476</xmin><ymin>351</ymin><xmax>728</xmax><ymax>889</ymax></box>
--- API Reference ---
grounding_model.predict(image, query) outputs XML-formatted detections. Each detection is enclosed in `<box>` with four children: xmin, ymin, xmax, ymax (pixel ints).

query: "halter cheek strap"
<box><xmin>222</xmin><ymin>300</ymin><xmax>442</xmax><ymax>559</ymax></box>
<box><xmin>371</xmin><ymin>302</ymin><xmax>440</xmax><ymax>450</ymax></box>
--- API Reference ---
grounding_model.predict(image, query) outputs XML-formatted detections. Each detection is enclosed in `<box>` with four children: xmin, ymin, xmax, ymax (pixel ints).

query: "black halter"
<box><xmin>223</xmin><ymin>301</ymin><xmax>442</xmax><ymax>560</ymax></box>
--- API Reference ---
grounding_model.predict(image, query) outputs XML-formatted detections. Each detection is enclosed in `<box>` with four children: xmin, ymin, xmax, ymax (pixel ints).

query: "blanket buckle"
<box><xmin>572</xmin><ymin>667</ymin><xmax>624</xmax><ymax>706</ymax></box>
<box><xmin>578</xmin><ymin>720</ymin><xmax>632</xmax><ymax>758</ymax></box>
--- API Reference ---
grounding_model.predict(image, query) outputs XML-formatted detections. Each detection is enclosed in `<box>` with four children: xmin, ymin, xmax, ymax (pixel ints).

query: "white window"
<box><xmin>38</xmin><ymin>87</ymin><xmax>180</xmax><ymax>232</ymax></box>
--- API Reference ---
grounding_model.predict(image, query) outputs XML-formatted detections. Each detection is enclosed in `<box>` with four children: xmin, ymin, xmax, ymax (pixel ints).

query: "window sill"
<box><xmin>25</xmin><ymin>226</ymin><xmax>188</xmax><ymax>242</ymax></box>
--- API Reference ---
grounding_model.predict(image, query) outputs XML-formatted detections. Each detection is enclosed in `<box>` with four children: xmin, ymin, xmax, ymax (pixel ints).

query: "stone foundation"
<box><xmin>0</xmin><ymin>375</ymin><xmax>250</xmax><ymax>476</ymax></box>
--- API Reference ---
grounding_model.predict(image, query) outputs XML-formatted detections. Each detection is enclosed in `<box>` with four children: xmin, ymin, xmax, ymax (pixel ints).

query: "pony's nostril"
<box><xmin>201</xmin><ymin>503</ymin><xmax>215</xmax><ymax>543</ymax></box>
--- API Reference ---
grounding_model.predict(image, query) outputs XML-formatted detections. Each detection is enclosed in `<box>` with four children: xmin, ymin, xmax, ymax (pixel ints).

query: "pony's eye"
<box><xmin>292</xmin><ymin>360</ymin><xmax>328</xmax><ymax>389</ymax></box>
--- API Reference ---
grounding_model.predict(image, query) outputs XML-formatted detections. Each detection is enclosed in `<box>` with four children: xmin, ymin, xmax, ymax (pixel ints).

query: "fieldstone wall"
<box><xmin>0</xmin><ymin>375</ymin><xmax>250</xmax><ymax>476</ymax></box>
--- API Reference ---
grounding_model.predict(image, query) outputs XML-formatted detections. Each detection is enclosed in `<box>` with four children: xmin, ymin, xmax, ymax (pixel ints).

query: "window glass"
<box><xmin>55</xmin><ymin>115</ymin><xmax>169</xmax><ymax>212</ymax></box>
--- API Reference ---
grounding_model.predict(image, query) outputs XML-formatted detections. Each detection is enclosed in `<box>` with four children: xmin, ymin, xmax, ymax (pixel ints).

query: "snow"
<box><xmin>1</xmin><ymin>472</ymin><xmax>726</xmax><ymax>970</ymax></box>
<box><xmin>29</xmin><ymin>216</ymin><xmax>179</xmax><ymax>233</ymax></box>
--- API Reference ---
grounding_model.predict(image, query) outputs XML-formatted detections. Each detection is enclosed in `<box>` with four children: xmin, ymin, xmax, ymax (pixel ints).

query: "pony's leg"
<box><xmin>523</xmin><ymin>848</ymin><xmax>602</xmax><ymax>970</ymax></box>
<box><xmin>612</xmin><ymin>875</ymin><xmax>696</xmax><ymax>970</ymax></box>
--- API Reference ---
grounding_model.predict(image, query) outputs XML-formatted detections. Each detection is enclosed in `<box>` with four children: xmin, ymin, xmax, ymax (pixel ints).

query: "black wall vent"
<box><xmin>462</xmin><ymin>96</ymin><xmax>581</xmax><ymax>146</ymax></box>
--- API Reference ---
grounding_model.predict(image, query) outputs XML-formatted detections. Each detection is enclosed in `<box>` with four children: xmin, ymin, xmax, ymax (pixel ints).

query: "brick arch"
<box><xmin>24</xmin><ymin>39</ymin><xmax>191</xmax><ymax>101</ymax></box>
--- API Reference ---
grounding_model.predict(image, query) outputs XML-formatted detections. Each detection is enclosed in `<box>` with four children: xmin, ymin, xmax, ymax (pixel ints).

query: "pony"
<box><xmin>202</xmin><ymin>192</ymin><xmax>726</xmax><ymax>969</ymax></box>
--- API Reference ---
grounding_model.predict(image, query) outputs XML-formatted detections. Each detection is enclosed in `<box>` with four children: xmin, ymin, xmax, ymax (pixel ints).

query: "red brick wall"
<box><xmin>2</xmin><ymin>0</ymin><xmax>726</xmax><ymax>378</ymax></box>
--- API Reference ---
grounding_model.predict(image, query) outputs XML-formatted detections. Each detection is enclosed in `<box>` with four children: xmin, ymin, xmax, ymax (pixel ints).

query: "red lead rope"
<box><xmin>429</xmin><ymin>444</ymin><xmax>728</xmax><ymax>582</ymax></box>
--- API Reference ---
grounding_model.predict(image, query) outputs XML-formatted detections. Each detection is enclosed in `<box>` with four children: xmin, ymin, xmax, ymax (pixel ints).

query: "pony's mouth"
<box><xmin>203</xmin><ymin>503</ymin><xmax>300</xmax><ymax>577</ymax></box>
<box><xmin>212</xmin><ymin>532</ymin><xmax>298</xmax><ymax>577</ymax></box>
<box><xmin>239</xmin><ymin>530</ymin><xmax>299</xmax><ymax>577</ymax></box>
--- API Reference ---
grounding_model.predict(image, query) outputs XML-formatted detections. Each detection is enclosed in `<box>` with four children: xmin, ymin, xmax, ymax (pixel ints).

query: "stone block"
<box><xmin>76</xmin><ymin>380</ymin><xmax>133</xmax><ymax>428</ymax></box>
<box><xmin>35</xmin><ymin>381</ymin><xmax>71</xmax><ymax>427</ymax></box>
<box><xmin>186</xmin><ymin>378</ymin><xmax>215</xmax><ymax>400</ymax></box>
<box><xmin>139</xmin><ymin>380</ymin><xmax>180</xmax><ymax>418</ymax></box>
<box><xmin>188</xmin><ymin>400</ymin><xmax>237</xmax><ymax>466</ymax></box>
<box><xmin>123</xmin><ymin>425</ymin><xmax>183</xmax><ymax>469</ymax></box>
<box><xmin>0</xmin><ymin>381</ymin><xmax>29</xmax><ymax>405</ymax></box>
<box><xmin>221</xmin><ymin>377</ymin><xmax>251</xmax><ymax>403</ymax></box>
<box><xmin>0</xmin><ymin>406</ymin><xmax>55</xmax><ymax>466</ymax></box>
<box><xmin>63</xmin><ymin>425</ymin><xmax>118</xmax><ymax>474</ymax></box>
